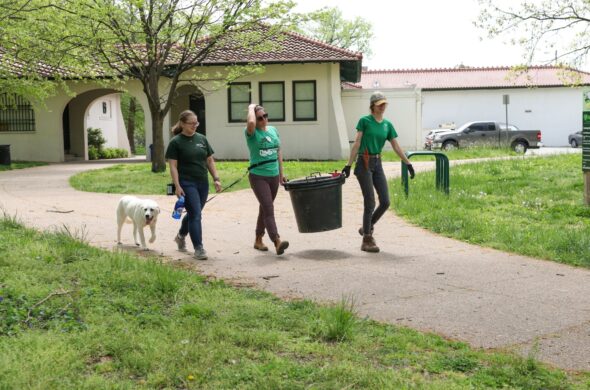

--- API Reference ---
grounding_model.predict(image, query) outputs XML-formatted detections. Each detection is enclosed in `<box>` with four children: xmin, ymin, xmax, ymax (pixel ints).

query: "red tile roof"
<box><xmin>350</xmin><ymin>66</ymin><xmax>590</xmax><ymax>90</ymax></box>
<box><xmin>201</xmin><ymin>28</ymin><xmax>362</xmax><ymax>64</ymax></box>
<box><xmin>0</xmin><ymin>26</ymin><xmax>363</xmax><ymax>80</ymax></box>
<box><xmin>0</xmin><ymin>48</ymin><xmax>76</xmax><ymax>78</ymax></box>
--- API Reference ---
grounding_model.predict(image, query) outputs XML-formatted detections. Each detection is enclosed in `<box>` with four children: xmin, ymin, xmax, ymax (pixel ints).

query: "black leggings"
<box><xmin>354</xmin><ymin>156</ymin><xmax>390</xmax><ymax>235</ymax></box>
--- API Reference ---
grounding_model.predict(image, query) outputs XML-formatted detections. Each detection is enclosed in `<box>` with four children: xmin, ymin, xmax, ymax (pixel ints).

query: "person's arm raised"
<box><xmin>246</xmin><ymin>103</ymin><xmax>257</xmax><ymax>135</ymax></box>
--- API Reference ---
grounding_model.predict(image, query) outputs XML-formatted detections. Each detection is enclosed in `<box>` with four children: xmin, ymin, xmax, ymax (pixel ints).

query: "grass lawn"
<box><xmin>70</xmin><ymin>160</ymin><xmax>347</xmax><ymax>195</ymax></box>
<box><xmin>392</xmin><ymin>154</ymin><xmax>590</xmax><ymax>267</ymax></box>
<box><xmin>0</xmin><ymin>161</ymin><xmax>48</xmax><ymax>171</ymax></box>
<box><xmin>70</xmin><ymin>147</ymin><xmax>519</xmax><ymax>195</ymax></box>
<box><xmin>1</xmin><ymin>217</ymin><xmax>587</xmax><ymax>389</ymax></box>
<box><xmin>382</xmin><ymin>147</ymin><xmax>521</xmax><ymax>162</ymax></box>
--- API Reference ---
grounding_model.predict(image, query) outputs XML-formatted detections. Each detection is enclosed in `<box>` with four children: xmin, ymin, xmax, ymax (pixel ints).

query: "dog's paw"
<box><xmin>149</xmin><ymin>236</ymin><xmax>156</xmax><ymax>243</ymax></box>
<box><xmin>117</xmin><ymin>242</ymin><xmax>122</xmax><ymax>246</ymax></box>
<box><xmin>141</xmin><ymin>247</ymin><xmax>149</xmax><ymax>251</ymax></box>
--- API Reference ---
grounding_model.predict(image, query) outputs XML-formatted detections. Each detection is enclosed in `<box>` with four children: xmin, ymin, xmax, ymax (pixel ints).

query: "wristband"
<box><xmin>213</xmin><ymin>177</ymin><xmax>220</xmax><ymax>181</ymax></box>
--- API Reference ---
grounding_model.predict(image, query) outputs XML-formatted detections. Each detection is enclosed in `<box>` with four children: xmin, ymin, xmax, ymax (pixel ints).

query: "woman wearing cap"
<box><xmin>342</xmin><ymin>92</ymin><xmax>415</xmax><ymax>253</ymax></box>
<box><xmin>245</xmin><ymin>103</ymin><xmax>289</xmax><ymax>255</ymax></box>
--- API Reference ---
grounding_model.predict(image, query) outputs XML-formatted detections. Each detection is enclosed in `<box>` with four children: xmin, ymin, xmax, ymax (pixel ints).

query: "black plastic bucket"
<box><xmin>283</xmin><ymin>173</ymin><xmax>345</xmax><ymax>233</ymax></box>
<box><xmin>0</xmin><ymin>145</ymin><xmax>11</xmax><ymax>165</ymax></box>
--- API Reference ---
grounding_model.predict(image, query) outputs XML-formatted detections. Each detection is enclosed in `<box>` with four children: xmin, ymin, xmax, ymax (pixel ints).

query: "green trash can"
<box><xmin>0</xmin><ymin>145</ymin><xmax>11</xmax><ymax>165</ymax></box>
<box><xmin>283</xmin><ymin>173</ymin><xmax>345</xmax><ymax>233</ymax></box>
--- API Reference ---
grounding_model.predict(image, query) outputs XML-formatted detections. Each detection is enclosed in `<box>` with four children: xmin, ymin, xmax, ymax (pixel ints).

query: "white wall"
<box><xmin>86</xmin><ymin>93</ymin><xmax>129</xmax><ymax>150</ymax></box>
<box><xmin>422</xmin><ymin>87</ymin><xmax>583</xmax><ymax>146</ymax></box>
<box><xmin>341</xmin><ymin>88</ymin><xmax>422</xmax><ymax>151</ymax></box>
<box><xmin>196</xmin><ymin>62</ymin><xmax>350</xmax><ymax>160</ymax></box>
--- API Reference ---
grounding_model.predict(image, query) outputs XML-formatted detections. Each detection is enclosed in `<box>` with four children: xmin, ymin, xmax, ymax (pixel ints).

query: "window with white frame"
<box><xmin>259</xmin><ymin>82</ymin><xmax>285</xmax><ymax>121</ymax></box>
<box><xmin>293</xmin><ymin>81</ymin><xmax>317</xmax><ymax>121</ymax></box>
<box><xmin>228</xmin><ymin>82</ymin><xmax>251</xmax><ymax>122</ymax></box>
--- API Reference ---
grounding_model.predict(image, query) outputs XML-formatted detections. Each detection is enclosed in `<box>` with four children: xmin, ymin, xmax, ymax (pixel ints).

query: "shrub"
<box><xmin>87</xmin><ymin>127</ymin><xmax>106</xmax><ymax>151</ymax></box>
<box><xmin>88</xmin><ymin>146</ymin><xmax>100</xmax><ymax>160</ymax></box>
<box><xmin>98</xmin><ymin>148</ymin><xmax>128</xmax><ymax>160</ymax></box>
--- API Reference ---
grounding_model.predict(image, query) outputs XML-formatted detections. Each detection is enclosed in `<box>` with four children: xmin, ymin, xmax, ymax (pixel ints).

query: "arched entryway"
<box><xmin>172</xmin><ymin>85</ymin><xmax>206</xmax><ymax>135</ymax></box>
<box><xmin>62</xmin><ymin>89</ymin><xmax>147</xmax><ymax>160</ymax></box>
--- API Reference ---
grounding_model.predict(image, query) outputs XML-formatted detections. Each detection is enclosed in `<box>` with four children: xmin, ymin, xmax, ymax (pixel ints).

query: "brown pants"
<box><xmin>248</xmin><ymin>173</ymin><xmax>280</xmax><ymax>241</ymax></box>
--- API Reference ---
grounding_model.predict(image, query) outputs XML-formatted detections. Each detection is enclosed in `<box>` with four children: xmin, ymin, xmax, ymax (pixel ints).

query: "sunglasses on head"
<box><xmin>256</xmin><ymin>113</ymin><xmax>269</xmax><ymax>120</ymax></box>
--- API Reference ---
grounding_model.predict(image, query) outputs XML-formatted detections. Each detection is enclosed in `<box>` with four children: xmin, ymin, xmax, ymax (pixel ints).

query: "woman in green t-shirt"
<box><xmin>166</xmin><ymin>110</ymin><xmax>221</xmax><ymax>260</ymax></box>
<box><xmin>244</xmin><ymin>103</ymin><xmax>289</xmax><ymax>255</ymax></box>
<box><xmin>342</xmin><ymin>92</ymin><xmax>415</xmax><ymax>253</ymax></box>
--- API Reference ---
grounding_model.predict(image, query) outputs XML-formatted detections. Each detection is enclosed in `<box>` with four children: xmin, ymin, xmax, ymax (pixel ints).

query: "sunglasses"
<box><xmin>256</xmin><ymin>113</ymin><xmax>269</xmax><ymax>120</ymax></box>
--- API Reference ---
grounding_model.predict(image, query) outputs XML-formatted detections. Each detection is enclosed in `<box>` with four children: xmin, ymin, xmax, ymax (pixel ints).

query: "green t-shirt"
<box><xmin>356</xmin><ymin>115</ymin><xmax>397</xmax><ymax>155</ymax></box>
<box><xmin>245</xmin><ymin>126</ymin><xmax>280</xmax><ymax>176</ymax></box>
<box><xmin>165</xmin><ymin>132</ymin><xmax>214</xmax><ymax>182</ymax></box>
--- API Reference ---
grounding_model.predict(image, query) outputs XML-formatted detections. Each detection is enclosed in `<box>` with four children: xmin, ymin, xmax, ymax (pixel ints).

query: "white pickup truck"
<box><xmin>425</xmin><ymin>121</ymin><xmax>543</xmax><ymax>153</ymax></box>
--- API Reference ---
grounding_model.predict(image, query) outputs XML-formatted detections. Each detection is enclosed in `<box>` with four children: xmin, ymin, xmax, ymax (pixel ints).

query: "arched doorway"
<box><xmin>189</xmin><ymin>92</ymin><xmax>206</xmax><ymax>135</ymax></box>
<box><xmin>172</xmin><ymin>85</ymin><xmax>206</xmax><ymax>136</ymax></box>
<box><xmin>62</xmin><ymin>89</ymin><xmax>130</xmax><ymax>160</ymax></box>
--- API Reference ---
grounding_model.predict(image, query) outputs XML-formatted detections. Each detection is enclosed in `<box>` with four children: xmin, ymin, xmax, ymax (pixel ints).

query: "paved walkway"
<box><xmin>1</xmin><ymin>155</ymin><xmax>589</xmax><ymax>371</ymax></box>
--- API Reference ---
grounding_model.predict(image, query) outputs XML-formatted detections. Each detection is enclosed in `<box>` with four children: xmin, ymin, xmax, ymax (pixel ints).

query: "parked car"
<box><xmin>568</xmin><ymin>131</ymin><xmax>582</xmax><ymax>148</ymax></box>
<box><xmin>424</xmin><ymin>129</ymin><xmax>453</xmax><ymax>149</ymax></box>
<box><xmin>429</xmin><ymin>121</ymin><xmax>542</xmax><ymax>153</ymax></box>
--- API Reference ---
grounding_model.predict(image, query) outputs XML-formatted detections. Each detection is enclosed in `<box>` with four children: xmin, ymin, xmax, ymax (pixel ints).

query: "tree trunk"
<box><xmin>150</xmin><ymin>110</ymin><xmax>166</xmax><ymax>173</ymax></box>
<box><xmin>126</xmin><ymin>97</ymin><xmax>136</xmax><ymax>154</ymax></box>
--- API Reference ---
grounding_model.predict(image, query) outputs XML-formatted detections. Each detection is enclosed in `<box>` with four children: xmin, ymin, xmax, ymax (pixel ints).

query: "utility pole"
<box><xmin>502</xmin><ymin>94</ymin><xmax>509</xmax><ymax>147</ymax></box>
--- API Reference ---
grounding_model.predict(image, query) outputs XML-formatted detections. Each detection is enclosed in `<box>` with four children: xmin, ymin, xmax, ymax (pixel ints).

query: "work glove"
<box><xmin>407</xmin><ymin>164</ymin><xmax>415</xmax><ymax>179</ymax></box>
<box><xmin>342</xmin><ymin>165</ymin><xmax>351</xmax><ymax>178</ymax></box>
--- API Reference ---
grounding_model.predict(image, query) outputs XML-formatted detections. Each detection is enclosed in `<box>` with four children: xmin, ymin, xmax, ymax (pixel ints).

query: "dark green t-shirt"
<box><xmin>245</xmin><ymin>126</ymin><xmax>280</xmax><ymax>177</ymax></box>
<box><xmin>356</xmin><ymin>115</ymin><xmax>397</xmax><ymax>155</ymax></box>
<box><xmin>165</xmin><ymin>133</ymin><xmax>214</xmax><ymax>182</ymax></box>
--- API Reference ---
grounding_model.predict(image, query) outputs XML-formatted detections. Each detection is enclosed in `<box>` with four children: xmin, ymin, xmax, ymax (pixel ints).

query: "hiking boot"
<box><xmin>361</xmin><ymin>234</ymin><xmax>379</xmax><ymax>253</ymax></box>
<box><xmin>358</xmin><ymin>226</ymin><xmax>374</xmax><ymax>236</ymax></box>
<box><xmin>194</xmin><ymin>246</ymin><xmax>208</xmax><ymax>260</ymax></box>
<box><xmin>254</xmin><ymin>234</ymin><xmax>269</xmax><ymax>251</ymax></box>
<box><xmin>174</xmin><ymin>234</ymin><xmax>187</xmax><ymax>252</ymax></box>
<box><xmin>273</xmin><ymin>238</ymin><xmax>289</xmax><ymax>255</ymax></box>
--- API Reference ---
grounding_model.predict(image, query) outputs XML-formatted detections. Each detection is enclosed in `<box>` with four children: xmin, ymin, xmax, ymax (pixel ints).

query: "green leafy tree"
<box><xmin>1</xmin><ymin>0</ymin><xmax>295</xmax><ymax>172</ymax></box>
<box><xmin>298</xmin><ymin>7</ymin><xmax>373</xmax><ymax>56</ymax></box>
<box><xmin>0</xmin><ymin>1</ymin><xmax>71</xmax><ymax>104</ymax></box>
<box><xmin>477</xmin><ymin>0</ymin><xmax>590</xmax><ymax>69</ymax></box>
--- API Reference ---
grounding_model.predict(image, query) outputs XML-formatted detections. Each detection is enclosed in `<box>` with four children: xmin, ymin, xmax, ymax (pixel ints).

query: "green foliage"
<box><xmin>87</xmin><ymin>128</ymin><xmax>106</xmax><ymax>151</ymax></box>
<box><xmin>393</xmin><ymin>154</ymin><xmax>590</xmax><ymax>267</ymax></box>
<box><xmin>297</xmin><ymin>6</ymin><xmax>373</xmax><ymax>55</ymax></box>
<box><xmin>88</xmin><ymin>146</ymin><xmax>100</xmax><ymax>161</ymax></box>
<box><xmin>317</xmin><ymin>296</ymin><xmax>357</xmax><ymax>342</ymax></box>
<box><xmin>86</xmin><ymin>128</ymin><xmax>128</xmax><ymax>160</ymax></box>
<box><xmin>477</xmin><ymin>0</ymin><xmax>590</xmax><ymax>70</ymax></box>
<box><xmin>98</xmin><ymin>148</ymin><xmax>129</xmax><ymax>160</ymax></box>
<box><xmin>1</xmin><ymin>218</ymin><xmax>587</xmax><ymax>388</ymax></box>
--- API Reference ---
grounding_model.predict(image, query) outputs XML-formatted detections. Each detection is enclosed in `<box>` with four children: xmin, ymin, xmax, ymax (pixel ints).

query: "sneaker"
<box><xmin>174</xmin><ymin>234</ymin><xmax>187</xmax><ymax>252</ymax></box>
<box><xmin>194</xmin><ymin>247</ymin><xmax>208</xmax><ymax>260</ymax></box>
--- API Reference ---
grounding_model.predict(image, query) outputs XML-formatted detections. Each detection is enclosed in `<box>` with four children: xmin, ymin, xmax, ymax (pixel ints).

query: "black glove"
<box><xmin>342</xmin><ymin>165</ymin><xmax>351</xmax><ymax>178</ymax></box>
<box><xmin>407</xmin><ymin>164</ymin><xmax>415</xmax><ymax>179</ymax></box>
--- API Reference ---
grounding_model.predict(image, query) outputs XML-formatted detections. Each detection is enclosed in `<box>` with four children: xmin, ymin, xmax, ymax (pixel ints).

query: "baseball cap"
<box><xmin>370</xmin><ymin>91</ymin><xmax>387</xmax><ymax>106</ymax></box>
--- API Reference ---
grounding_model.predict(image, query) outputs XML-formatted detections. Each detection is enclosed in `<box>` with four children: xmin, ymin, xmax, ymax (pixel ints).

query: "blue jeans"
<box><xmin>354</xmin><ymin>156</ymin><xmax>390</xmax><ymax>235</ymax></box>
<box><xmin>178</xmin><ymin>180</ymin><xmax>209</xmax><ymax>249</ymax></box>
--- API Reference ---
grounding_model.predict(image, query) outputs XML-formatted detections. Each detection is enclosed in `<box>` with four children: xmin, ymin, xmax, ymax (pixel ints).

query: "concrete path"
<box><xmin>1</xmin><ymin>155</ymin><xmax>589</xmax><ymax>372</ymax></box>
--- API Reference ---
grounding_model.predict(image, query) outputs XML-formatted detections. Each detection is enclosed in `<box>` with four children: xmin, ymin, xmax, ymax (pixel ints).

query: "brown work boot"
<box><xmin>361</xmin><ymin>234</ymin><xmax>380</xmax><ymax>253</ymax></box>
<box><xmin>273</xmin><ymin>237</ymin><xmax>289</xmax><ymax>255</ymax></box>
<box><xmin>254</xmin><ymin>235</ymin><xmax>268</xmax><ymax>251</ymax></box>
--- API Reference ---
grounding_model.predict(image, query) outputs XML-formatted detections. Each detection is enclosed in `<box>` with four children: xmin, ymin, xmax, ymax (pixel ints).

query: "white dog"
<box><xmin>116</xmin><ymin>195</ymin><xmax>160</xmax><ymax>250</ymax></box>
